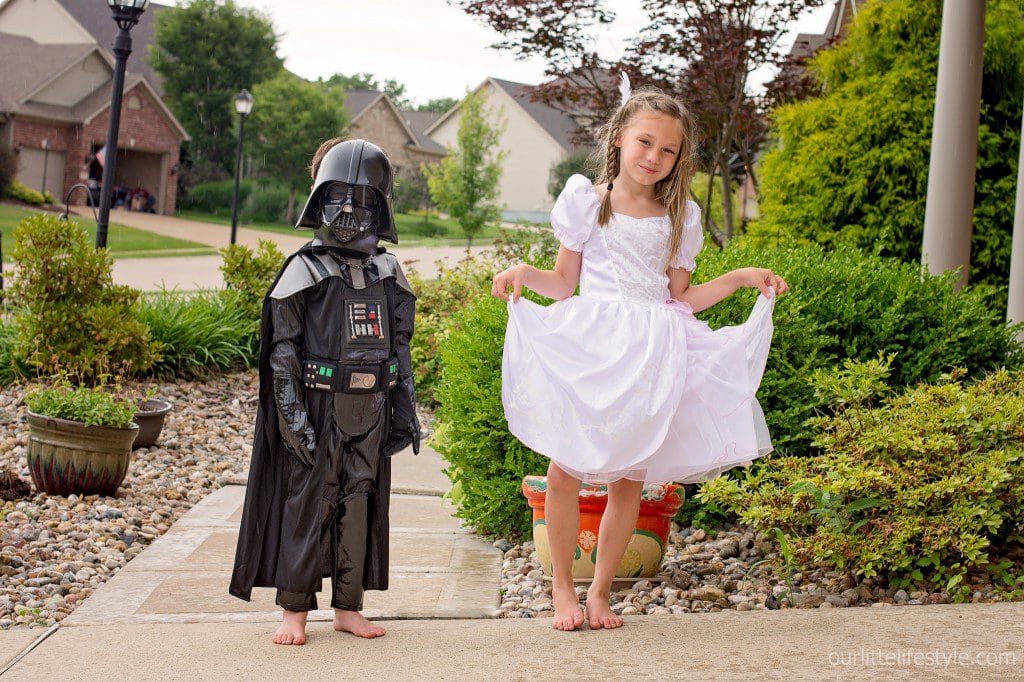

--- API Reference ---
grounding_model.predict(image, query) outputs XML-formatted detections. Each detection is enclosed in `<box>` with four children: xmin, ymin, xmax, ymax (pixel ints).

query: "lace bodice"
<box><xmin>550</xmin><ymin>174</ymin><xmax>704</xmax><ymax>305</ymax></box>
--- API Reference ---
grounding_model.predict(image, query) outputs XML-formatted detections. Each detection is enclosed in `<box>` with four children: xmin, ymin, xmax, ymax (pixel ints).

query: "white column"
<box><xmin>921</xmin><ymin>0</ymin><xmax>986</xmax><ymax>288</ymax></box>
<box><xmin>1007</xmin><ymin>97</ymin><xmax>1024</xmax><ymax>341</ymax></box>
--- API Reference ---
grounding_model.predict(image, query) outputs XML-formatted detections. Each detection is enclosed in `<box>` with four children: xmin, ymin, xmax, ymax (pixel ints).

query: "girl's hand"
<box><xmin>735</xmin><ymin>267</ymin><xmax>789</xmax><ymax>298</ymax></box>
<box><xmin>492</xmin><ymin>264</ymin><xmax>529</xmax><ymax>302</ymax></box>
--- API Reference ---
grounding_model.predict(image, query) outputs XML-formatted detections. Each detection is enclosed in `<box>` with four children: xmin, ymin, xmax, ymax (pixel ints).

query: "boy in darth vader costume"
<box><xmin>229</xmin><ymin>138</ymin><xmax>420</xmax><ymax>644</ymax></box>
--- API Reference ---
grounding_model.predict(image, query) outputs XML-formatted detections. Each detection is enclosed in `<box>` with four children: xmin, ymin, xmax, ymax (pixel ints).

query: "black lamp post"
<box><xmin>40</xmin><ymin>138</ymin><xmax>50</xmax><ymax>197</ymax></box>
<box><xmin>229</xmin><ymin>89</ymin><xmax>254</xmax><ymax>245</ymax></box>
<box><xmin>96</xmin><ymin>0</ymin><xmax>149</xmax><ymax>249</ymax></box>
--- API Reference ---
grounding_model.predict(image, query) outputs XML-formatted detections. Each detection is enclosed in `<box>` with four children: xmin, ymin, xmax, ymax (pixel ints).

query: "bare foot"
<box><xmin>272</xmin><ymin>610</ymin><xmax>308</xmax><ymax>645</ymax></box>
<box><xmin>551</xmin><ymin>581</ymin><xmax>584</xmax><ymax>631</ymax></box>
<box><xmin>333</xmin><ymin>609</ymin><xmax>386</xmax><ymax>638</ymax></box>
<box><xmin>584</xmin><ymin>589</ymin><xmax>623</xmax><ymax>630</ymax></box>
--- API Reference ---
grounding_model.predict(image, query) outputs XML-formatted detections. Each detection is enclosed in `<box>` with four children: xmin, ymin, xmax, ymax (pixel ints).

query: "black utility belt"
<box><xmin>303</xmin><ymin>357</ymin><xmax>399</xmax><ymax>394</ymax></box>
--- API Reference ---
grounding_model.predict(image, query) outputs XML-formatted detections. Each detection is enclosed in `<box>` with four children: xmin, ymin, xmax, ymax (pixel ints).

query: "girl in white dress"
<box><xmin>491</xmin><ymin>81</ymin><xmax>789</xmax><ymax>632</ymax></box>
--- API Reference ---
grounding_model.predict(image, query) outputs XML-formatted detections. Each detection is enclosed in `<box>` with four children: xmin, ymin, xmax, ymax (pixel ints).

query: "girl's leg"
<box><xmin>545</xmin><ymin>461</ymin><xmax>584</xmax><ymax>631</ymax></box>
<box><xmin>586</xmin><ymin>477</ymin><xmax>644</xmax><ymax>629</ymax></box>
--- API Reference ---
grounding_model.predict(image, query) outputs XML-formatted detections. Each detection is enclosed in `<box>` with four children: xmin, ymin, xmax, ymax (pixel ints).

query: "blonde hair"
<box><xmin>590</xmin><ymin>87</ymin><xmax>699</xmax><ymax>267</ymax></box>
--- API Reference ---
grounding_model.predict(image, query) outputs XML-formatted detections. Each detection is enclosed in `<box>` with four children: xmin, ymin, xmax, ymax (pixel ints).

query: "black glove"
<box><xmin>273</xmin><ymin>374</ymin><xmax>316</xmax><ymax>467</ymax></box>
<box><xmin>384</xmin><ymin>376</ymin><xmax>420</xmax><ymax>456</ymax></box>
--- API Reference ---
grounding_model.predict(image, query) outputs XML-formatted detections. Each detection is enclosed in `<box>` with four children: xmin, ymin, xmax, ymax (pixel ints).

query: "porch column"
<box><xmin>921</xmin><ymin>0</ymin><xmax>986</xmax><ymax>288</ymax></box>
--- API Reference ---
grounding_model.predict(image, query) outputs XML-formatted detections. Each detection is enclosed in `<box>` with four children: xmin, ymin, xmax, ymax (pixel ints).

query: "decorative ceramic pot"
<box><xmin>26</xmin><ymin>411</ymin><xmax>138</xmax><ymax>497</ymax></box>
<box><xmin>132</xmin><ymin>398</ymin><xmax>172</xmax><ymax>450</ymax></box>
<box><xmin>522</xmin><ymin>475</ymin><xmax>685</xmax><ymax>579</ymax></box>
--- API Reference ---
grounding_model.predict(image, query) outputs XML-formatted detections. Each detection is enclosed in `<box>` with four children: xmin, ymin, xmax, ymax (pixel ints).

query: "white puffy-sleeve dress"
<box><xmin>501</xmin><ymin>174</ymin><xmax>776</xmax><ymax>484</ymax></box>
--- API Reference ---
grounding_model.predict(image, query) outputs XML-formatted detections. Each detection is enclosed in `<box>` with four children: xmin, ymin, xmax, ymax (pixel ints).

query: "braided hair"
<box><xmin>590</xmin><ymin>87</ymin><xmax>699</xmax><ymax>269</ymax></box>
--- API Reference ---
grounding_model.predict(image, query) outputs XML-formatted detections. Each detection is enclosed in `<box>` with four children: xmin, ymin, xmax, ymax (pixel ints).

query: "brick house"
<box><xmin>0</xmin><ymin>0</ymin><xmax>188</xmax><ymax>214</ymax></box>
<box><xmin>344</xmin><ymin>89</ymin><xmax>445</xmax><ymax>177</ymax></box>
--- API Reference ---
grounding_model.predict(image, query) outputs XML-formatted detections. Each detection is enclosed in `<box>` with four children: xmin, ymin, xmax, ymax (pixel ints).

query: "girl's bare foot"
<box><xmin>333</xmin><ymin>608</ymin><xmax>386</xmax><ymax>638</ymax></box>
<box><xmin>552</xmin><ymin>580</ymin><xmax>584</xmax><ymax>631</ymax></box>
<box><xmin>272</xmin><ymin>610</ymin><xmax>308</xmax><ymax>645</ymax></box>
<box><xmin>584</xmin><ymin>589</ymin><xmax>623</xmax><ymax>630</ymax></box>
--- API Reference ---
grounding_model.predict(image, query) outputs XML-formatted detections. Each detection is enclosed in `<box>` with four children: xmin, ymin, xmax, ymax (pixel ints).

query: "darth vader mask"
<box><xmin>295</xmin><ymin>139</ymin><xmax>399</xmax><ymax>244</ymax></box>
<box><xmin>320</xmin><ymin>181</ymin><xmax>382</xmax><ymax>243</ymax></box>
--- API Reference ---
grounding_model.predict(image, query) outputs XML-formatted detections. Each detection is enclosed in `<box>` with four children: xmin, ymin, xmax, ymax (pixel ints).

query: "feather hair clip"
<box><xmin>618</xmin><ymin>72</ymin><xmax>632</xmax><ymax>107</ymax></box>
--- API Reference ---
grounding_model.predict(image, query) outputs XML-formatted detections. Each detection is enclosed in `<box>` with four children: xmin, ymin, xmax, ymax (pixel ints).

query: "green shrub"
<box><xmin>0</xmin><ymin>316</ymin><xmax>31</xmax><ymax>386</ymax></box>
<box><xmin>179</xmin><ymin>179</ymin><xmax>254</xmax><ymax>216</ymax></box>
<box><xmin>4</xmin><ymin>179</ymin><xmax>46</xmax><ymax>205</ymax></box>
<box><xmin>409</xmin><ymin>258</ymin><xmax>493</xmax><ymax>407</ymax></box>
<box><xmin>240</xmin><ymin>183</ymin><xmax>307</xmax><ymax>224</ymax></box>
<box><xmin>753</xmin><ymin>0</ymin><xmax>1024</xmax><ymax>286</ymax></box>
<box><xmin>25</xmin><ymin>378</ymin><xmax>140</xmax><ymax>429</ymax></box>
<box><xmin>219</xmin><ymin>239</ymin><xmax>285</xmax><ymax>334</ymax></box>
<box><xmin>548</xmin><ymin>149</ymin><xmax>596</xmax><ymax>200</ymax></box>
<box><xmin>433</xmin><ymin>240</ymin><xmax>1023</xmax><ymax>537</ymax></box>
<box><xmin>394</xmin><ymin>166</ymin><xmax>433</xmax><ymax>214</ymax></box>
<box><xmin>698</xmin><ymin>358</ymin><xmax>1024</xmax><ymax>600</ymax></box>
<box><xmin>694</xmin><ymin>242</ymin><xmax>1024</xmax><ymax>453</ymax></box>
<box><xmin>411</xmin><ymin>228</ymin><xmax>558</xmax><ymax>408</ymax></box>
<box><xmin>7</xmin><ymin>214</ymin><xmax>158</xmax><ymax>382</ymax></box>
<box><xmin>138</xmin><ymin>291</ymin><xmax>257</xmax><ymax>378</ymax></box>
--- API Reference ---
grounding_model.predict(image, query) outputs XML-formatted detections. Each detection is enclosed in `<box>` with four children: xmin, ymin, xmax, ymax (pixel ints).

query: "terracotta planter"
<box><xmin>132</xmin><ymin>398</ymin><xmax>172</xmax><ymax>450</ymax></box>
<box><xmin>26</xmin><ymin>411</ymin><xmax>138</xmax><ymax>497</ymax></box>
<box><xmin>523</xmin><ymin>475</ymin><xmax>685</xmax><ymax>579</ymax></box>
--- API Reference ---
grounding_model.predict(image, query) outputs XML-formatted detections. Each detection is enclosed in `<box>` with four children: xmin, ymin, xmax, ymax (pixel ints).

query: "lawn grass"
<box><xmin>175</xmin><ymin>209</ymin><xmax>509</xmax><ymax>247</ymax></box>
<box><xmin>0</xmin><ymin>203</ymin><xmax>215</xmax><ymax>262</ymax></box>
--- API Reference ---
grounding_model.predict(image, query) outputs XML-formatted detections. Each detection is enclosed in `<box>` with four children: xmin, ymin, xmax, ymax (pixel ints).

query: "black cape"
<box><xmin>229</xmin><ymin>243</ymin><xmax>393</xmax><ymax>602</ymax></box>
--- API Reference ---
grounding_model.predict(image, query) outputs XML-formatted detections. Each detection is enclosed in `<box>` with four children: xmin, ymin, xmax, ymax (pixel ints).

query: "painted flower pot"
<box><xmin>522</xmin><ymin>475</ymin><xmax>685</xmax><ymax>579</ymax></box>
<box><xmin>132</xmin><ymin>398</ymin><xmax>172</xmax><ymax>450</ymax></box>
<box><xmin>26</xmin><ymin>411</ymin><xmax>138</xmax><ymax>497</ymax></box>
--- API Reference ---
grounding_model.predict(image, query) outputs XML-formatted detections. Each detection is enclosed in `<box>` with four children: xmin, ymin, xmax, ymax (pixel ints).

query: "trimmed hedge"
<box><xmin>433</xmin><ymin>241</ymin><xmax>1024</xmax><ymax>537</ymax></box>
<box><xmin>178</xmin><ymin>179</ymin><xmax>254</xmax><ymax>216</ymax></box>
<box><xmin>699</xmin><ymin>358</ymin><xmax>1024</xmax><ymax>599</ymax></box>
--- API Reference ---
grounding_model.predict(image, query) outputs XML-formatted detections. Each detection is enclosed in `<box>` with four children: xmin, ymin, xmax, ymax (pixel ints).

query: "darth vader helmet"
<box><xmin>295</xmin><ymin>139</ymin><xmax>398</xmax><ymax>244</ymax></box>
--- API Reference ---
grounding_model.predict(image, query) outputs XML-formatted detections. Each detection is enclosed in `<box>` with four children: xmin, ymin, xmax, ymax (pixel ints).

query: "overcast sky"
<box><xmin>207</xmin><ymin>1</ymin><xmax>837</xmax><ymax>105</ymax></box>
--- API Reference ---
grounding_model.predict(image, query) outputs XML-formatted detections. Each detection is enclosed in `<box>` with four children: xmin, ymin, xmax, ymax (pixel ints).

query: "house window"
<box><xmin>127</xmin><ymin>95</ymin><xmax>142</xmax><ymax>110</ymax></box>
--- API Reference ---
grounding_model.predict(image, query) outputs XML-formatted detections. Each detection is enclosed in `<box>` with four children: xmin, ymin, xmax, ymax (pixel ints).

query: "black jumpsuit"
<box><xmin>259</xmin><ymin>247</ymin><xmax>417</xmax><ymax>611</ymax></box>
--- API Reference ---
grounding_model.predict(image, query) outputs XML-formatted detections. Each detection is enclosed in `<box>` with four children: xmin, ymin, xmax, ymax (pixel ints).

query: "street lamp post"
<box><xmin>40</xmin><ymin>138</ymin><xmax>50</xmax><ymax>197</ymax></box>
<box><xmin>95</xmin><ymin>0</ymin><xmax>149</xmax><ymax>249</ymax></box>
<box><xmin>230</xmin><ymin>89</ymin><xmax>254</xmax><ymax>246</ymax></box>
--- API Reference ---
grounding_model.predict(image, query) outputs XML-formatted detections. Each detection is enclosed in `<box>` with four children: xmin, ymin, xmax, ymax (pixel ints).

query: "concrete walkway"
<box><xmin>4</xmin><ymin>601</ymin><xmax>1022</xmax><ymax>679</ymax></box>
<box><xmin>2</xmin><ymin>434</ymin><xmax>1024</xmax><ymax>679</ymax></box>
<box><xmin>48</xmin><ymin>445</ymin><xmax>499</xmax><ymax>628</ymax></box>
<box><xmin>86</xmin><ymin>208</ymin><xmax>491</xmax><ymax>288</ymax></box>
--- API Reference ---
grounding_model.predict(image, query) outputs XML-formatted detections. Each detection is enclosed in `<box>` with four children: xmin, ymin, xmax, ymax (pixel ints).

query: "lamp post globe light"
<box><xmin>230</xmin><ymin>89</ymin><xmax>255</xmax><ymax>246</ymax></box>
<box><xmin>95</xmin><ymin>0</ymin><xmax>149</xmax><ymax>249</ymax></box>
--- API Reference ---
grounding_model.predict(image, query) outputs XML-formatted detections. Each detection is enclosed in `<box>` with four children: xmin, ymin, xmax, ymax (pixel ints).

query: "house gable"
<box><xmin>26</xmin><ymin>50</ymin><xmax>111</xmax><ymax>107</ymax></box>
<box><xmin>427</xmin><ymin>79</ymin><xmax>567</xmax><ymax>217</ymax></box>
<box><xmin>0</xmin><ymin>0</ymin><xmax>93</xmax><ymax>44</ymax></box>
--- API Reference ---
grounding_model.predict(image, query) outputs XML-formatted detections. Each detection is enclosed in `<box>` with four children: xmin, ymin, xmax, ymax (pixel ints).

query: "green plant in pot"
<box><xmin>24</xmin><ymin>378</ymin><xmax>141</xmax><ymax>497</ymax></box>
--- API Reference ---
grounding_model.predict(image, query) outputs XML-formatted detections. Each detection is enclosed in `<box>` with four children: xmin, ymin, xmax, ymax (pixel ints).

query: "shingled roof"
<box><xmin>489</xmin><ymin>78</ymin><xmax>583</xmax><ymax>151</ymax></box>
<box><xmin>0</xmin><ymin>33</ymin><xmax>94</xmax><ymax>114</ymax></box>
<box><xmin>0</xmin><ymin>32</ymin><xmax>187</xmax><ymax>137</ymax></box>
<box><xmin>400</xmin><ymin>110</ymin><xmax>446</xmax><ymax>155</ymax></box>
<box><xmin>54</xmin><ymin>0</ymin><xmax>171</xmax><ymax>94</ymax></box>
<box><xmin>344</xmin><ymin>89</ymin><xmax>385</xmax><ymax>120</ymax></box>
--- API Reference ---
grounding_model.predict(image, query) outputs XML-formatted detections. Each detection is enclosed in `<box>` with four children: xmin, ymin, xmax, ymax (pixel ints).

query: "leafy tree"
<box><xmin>320</xmin><ymin>73</ymin><xmax>410</xmax><ymax>108</ymax></box>
<box><xmin>416</xmin><ymin>97</ymin><xmax>459</xmax><ymax>113</ymax></box>
<box><xmin>246</xmin><ymin>73</ymin><xmax>347</xmax><ymax>224</ymax></box>
<box><xmin>752</xmin><ymin>0</ymin><xmax>1024</xmax><ymax>287</ymax></box>
<box><xmin>548</xmin><ymin>149</ymin><xmax>595</xmax><ymax>200</ymax></box>
<box><xmin>394</xmin><ymin>165</ymin><xmax>434</xmax><ymax>214</ymax></box>
<box><xmin>149</xmin><ymin>0</ymin><xmax>282</xmax><ymax>173</ymax></box>
<box><xmin>424</xmin><ymin>91</ymin><xmax>505</xmax><ymax>246</ymax></box>
<box><xmin>453</xmin><ymin>0</ymin><xmax>823</xmax><ymax>242</ymax></box>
